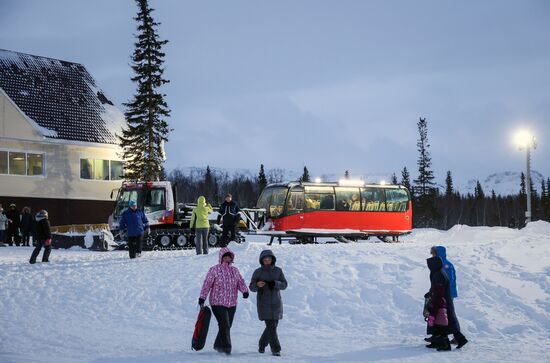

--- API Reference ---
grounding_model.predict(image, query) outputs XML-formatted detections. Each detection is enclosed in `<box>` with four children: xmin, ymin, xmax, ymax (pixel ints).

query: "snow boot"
<box><xmin>437</xmin><ymin>337</ymin><xmax>451</xmax><ymax>351</ymax></box>
<box><xmin>455</xmin><ymin>333</ymin><xmax>468</xmax><ymax>349</ymax></box>
<box><xmin>272</xmin><ymin>351</ymin><xmax>281</xmax><ymax>356</ymax></box>
<box><xmin>425</xmin><ymin>335</ymin><xmax>442</xmax><ymax>349</ymax></box>
<box><xmin>424</xmin><ymin>336</ymin><xmax>433</xmax><ymax>342</ymax></box>
<box><xmin>450</xmin><ymin>337</ymin><xmax>457</xmax><ymax>345</ymax></box>
<box><xmin>259</xmin><ymin>347</ymin><xmax>265</xmax><ymax>354</ymax></box>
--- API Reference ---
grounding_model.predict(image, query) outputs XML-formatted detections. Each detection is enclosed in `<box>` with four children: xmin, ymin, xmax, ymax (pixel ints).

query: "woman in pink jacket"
<box><xmin>198</xmin><ymin>247</ymin><xmax>249</xmax><ymax>355</ymax></box>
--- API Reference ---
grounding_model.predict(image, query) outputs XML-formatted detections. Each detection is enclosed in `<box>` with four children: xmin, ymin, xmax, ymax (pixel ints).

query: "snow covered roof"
<box><xmin>0</xmin><ymin>49</ymin><xmax>125</xmax><ymax>144</ymax></box>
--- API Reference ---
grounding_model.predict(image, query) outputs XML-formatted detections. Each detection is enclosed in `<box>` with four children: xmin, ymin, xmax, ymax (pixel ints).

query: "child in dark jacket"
<box><xmin>29</xmin><ymin>210</ymin><xmax>52</xmax><ymax>264</ymax></box>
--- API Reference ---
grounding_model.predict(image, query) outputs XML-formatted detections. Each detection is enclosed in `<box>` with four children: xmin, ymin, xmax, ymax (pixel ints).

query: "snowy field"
<box><xmin>1</xmin><ymin>222</ymin><xmax>549</xmax><ymax>363</ymax></box>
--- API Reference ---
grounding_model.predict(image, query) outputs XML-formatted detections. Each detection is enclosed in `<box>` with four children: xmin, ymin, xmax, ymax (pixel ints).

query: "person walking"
<box><xmin>119</xmin><ymin>200</ymin><xmax>149</xmax><ymax>259</ymax></box>
<box><xmin>0</xmin><ymin>205</ymin><xmax>8</xmax><ymax>247</ymax></box>
<box><xmin>432</xmin><ymin>246</ymin><xmax>468</xmax><ymax>347</ymax></box>
<box><xmin>29</xmin><ymin>210</ymin><xmax>52</xmax><ymax>264</ymax></box>
<box><xmin>20</xmin><ymin>207</ymin><xmax>35</xmax><ymax>247</ymax></box>
<box><xmin>198</xmin><ymin>247</ymin><xmax>249</xmax><ymax>355</ymax></box>
<box><xmin>190</xmin><ymin>196</ymin><xmax>213</xmax><ymax>255</ymax></box>
<box><xmin>424</xmin><ymin>253</ymin><xmax>468</xmax><ymax>350</ymax></box>
<box><xmin>249</xmin><ymin>250</ymin><xmax>288</xmax><ymax>356</ymax></box>
<box><xmin>6</xmin><ymin>203</ymin><xmax>21</xmax><ymax>246</ymax></box>
<box><xmin>217</xmin><ymin>194</ymin><xmax>240</xmax><ymax>247</ymax></box>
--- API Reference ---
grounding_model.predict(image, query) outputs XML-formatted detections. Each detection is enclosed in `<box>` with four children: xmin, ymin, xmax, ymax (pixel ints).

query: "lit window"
<box><xmin>9</xmin><ymin>152</ymin><xmax>26</xmax><ymax>175</ymax></box>
<box><xmin>94</xmin><ymin>159</ymin><xmax>109</xmax><ymax>181</ymax></box>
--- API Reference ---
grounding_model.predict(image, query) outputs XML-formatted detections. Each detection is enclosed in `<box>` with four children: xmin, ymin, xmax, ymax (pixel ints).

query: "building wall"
<box><xmin>0</xmin><ymin>90</ymin><xmax>123</xmax><ymax>225</ymax></box>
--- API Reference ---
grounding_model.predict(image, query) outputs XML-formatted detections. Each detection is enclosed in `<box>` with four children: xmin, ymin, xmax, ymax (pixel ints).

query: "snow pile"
<box><xmin>0</xmin><ymin>224</ymin><xmax>549</xmax><ymax>362</ymax></box>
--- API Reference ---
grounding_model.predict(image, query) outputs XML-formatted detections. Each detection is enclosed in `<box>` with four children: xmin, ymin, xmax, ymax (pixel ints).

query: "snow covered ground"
<box><xmin>1</xmin><ymin>222</ymin><xmax>549</xmax><ymax>363</ymax></box>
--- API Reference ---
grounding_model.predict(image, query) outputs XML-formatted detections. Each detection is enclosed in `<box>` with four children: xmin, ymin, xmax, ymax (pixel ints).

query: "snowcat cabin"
<box><xmin>112</xmin><ymin>181</ymin><xmax>175</xmax><ymax>227</ymax></box>
<box><xmin>256</xmin><ymin>181</ymin><xmax>412</xmax><ymax>239</ymax></box>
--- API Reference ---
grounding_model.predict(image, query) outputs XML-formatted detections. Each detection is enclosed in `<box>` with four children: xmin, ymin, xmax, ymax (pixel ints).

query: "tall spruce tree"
<box><xmin>391</xmin><ymin>173</ymin><xmax>398</xmax><ymax>184</ymax></box>
<box><xmin>301</xmin><ymin>166</ymin><xmax>311</xmax><ymax>182</ymax></box>
<box><xmin>120</xmin><ymin>0</ymin><xmax>170</xmax><ymax>181</ymax></box>
<box><xmin>413</xmin><ymin>117</ymin><xmax>435</xmax><ymax>196</ymax></box>
<box><xmin>401</xmin><ymin>167</ymin><xmax>411</xmax><ymax>191</ymax></box>
<box><xmin>258</xmin><ymin>164</ymin><xmax>268</xmax><ymax>192</ymax></box>
<box><xmin>344</xmin><ymin>170</ymin><xmax>350</xmax><ymax>179</ymax></box>
<box><xmin>445</xmin><ymin>171</ymin><xmax>454</xmax><ymax>197</ymax></box>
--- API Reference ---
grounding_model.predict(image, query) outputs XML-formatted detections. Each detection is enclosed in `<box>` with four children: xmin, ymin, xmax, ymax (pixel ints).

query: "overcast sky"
<box><xmin>1</xmin><ymin>0</ymin><xmax>549</xmax><ymax>184</ymax></box>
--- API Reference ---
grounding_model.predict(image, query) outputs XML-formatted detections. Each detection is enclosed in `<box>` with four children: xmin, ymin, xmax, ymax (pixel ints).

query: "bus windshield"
<box><xmin>256</xmin><ymin>187</ymin><xmax>288</xmax><ymax>218</ymax></box>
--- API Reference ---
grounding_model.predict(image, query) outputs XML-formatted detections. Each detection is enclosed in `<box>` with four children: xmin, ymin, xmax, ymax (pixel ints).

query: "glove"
<box><xmin>198</xmin><ymin>298</ymin><xmax>205</xmax><ymax>306</ymax></box>
<box><xmin>243</xmin><ymin>292</ymin><xmax>249</xmax><ymax>299</ymax></box>
<box><xmin>266</xmin><ymin>281</ymin><xmax>275</xmax><ymax>289</ymax></box>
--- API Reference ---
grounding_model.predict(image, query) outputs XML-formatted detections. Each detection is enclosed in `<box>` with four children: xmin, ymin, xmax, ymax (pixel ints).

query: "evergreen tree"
<box><xmin>391</xmin><ymin>173</ymin><xmax>398</xmax><ymax>184</ymax></box>
<box><xmin>520</xmin><ymin>172</ymin><xmax>526</xmax><ymax>196</ymax></box>
<box><xmin>413</xmin><ymin>117</ymin><xmax>435</xmax><ymax>197</ymax></box>
<box><xmin>474</xmin><ymin>181</ymin><xmax>485</xmax><ymax>200</ymax></box>
<box><xmin>344</xmin><ymin>170</ymin><xmax>350</xmax><ymax>179</ymax></box>
<box><xmin>401</xmin><ymin>167</ymin><xmax>411</xmax><ymax>191</ymax></box>
<box><xmin>445</xmin><ymin>171</ymin><xmax>454</xmax><ymax>197</ymax></box>
<box><xmin>258</xmin><ymin>164</ymin><xmax>268</xmax><ymax>192</ymax></box>
<box><xmin>119</xmin><ymin>0</ymin><xmax>170</xmax><ymax>181</ymax></box>
<box><xmin>301</xmin><ymin>166</ymin><xmax>311</xmax><ymax>182</ymax></box>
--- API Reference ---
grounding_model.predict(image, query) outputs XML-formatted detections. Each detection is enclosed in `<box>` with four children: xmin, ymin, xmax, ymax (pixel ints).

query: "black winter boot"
<box><xmin>424</xmin><ymin>335</ymin><xmax>433</xmax><ymax>342</ymax></box>
<box><xmin>425</xmin><ymin>335</ymin><xmax>442</xmax><ymax>349</ymax></box>
<box><xmin>437</xmin><ymin>337</ymin><xmax>451</xmax><ymax>351</ymax></box>
<box><xmin>455</xmin><ymin>333</ymin><xmax>468</xmax><ymax>349</ymax></box>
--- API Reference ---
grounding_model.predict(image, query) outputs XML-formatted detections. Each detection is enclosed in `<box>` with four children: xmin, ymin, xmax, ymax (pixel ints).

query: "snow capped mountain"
<box><xmin>461</xmin><ymin>170</ymin><xmax>546</xmax><ymax>196</ymax></box>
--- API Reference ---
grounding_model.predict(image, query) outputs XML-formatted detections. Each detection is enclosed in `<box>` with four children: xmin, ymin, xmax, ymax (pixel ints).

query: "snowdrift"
<box><xmin>0</xmin><ymin>222</ymin><xmax>549</xmax><ymax>362</ymax></box>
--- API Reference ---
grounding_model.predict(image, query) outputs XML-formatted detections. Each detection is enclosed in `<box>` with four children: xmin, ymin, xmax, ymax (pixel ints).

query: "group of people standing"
<box><xmin>0</xmin><ymin>203</ymin><xmax>36</xmax><ymax>247</ymax></box>
<box><xmin>198</xmin><ymin>247</ymin><xmax>287</xmax><ymax>356</ymax></box>
<box><xmin>191</xmin><ymin>193</ymin><xmax>241</xmax><ymax>255</ymax></box>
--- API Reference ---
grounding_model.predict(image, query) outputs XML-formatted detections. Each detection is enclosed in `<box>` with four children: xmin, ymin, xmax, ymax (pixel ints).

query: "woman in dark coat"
<box><xmin>425</xmin><ymin>256</ymin><xmax>468</xmax><ymax>349</ymax></box>
<box><xmin>29</xmin><ymin>210</ymin><xmax>52</xmax><ymax>264</ymax></box>
<box><xmin>20</xmin><ymin>207</ymin><xmax>35</xmax><ymax>247</ymax></box>
<box><xmin>249</xmin><ymin>250</ymin><xmax>288</xmax><ymax>356</ymax></box>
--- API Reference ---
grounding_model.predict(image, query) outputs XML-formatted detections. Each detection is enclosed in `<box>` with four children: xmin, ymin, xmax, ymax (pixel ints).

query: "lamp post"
<box><xmin>514</xmin><ymin>129</ymin><xmax>537</xmax><ymax>224</ymax></box>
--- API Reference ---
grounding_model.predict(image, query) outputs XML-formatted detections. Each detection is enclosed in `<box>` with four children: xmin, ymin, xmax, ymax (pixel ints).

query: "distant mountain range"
<box><xmin>171</xmin><ymin>167</ymin><xmax>546</xmax><ymax>197</ymax></box>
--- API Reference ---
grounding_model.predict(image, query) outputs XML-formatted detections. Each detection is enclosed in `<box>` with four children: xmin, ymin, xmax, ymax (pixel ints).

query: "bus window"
<box><xmin>286</xmin><ymin>191</ymin><xmax>305</xmax><ymax>216</ymax></box>
<box><xmin>304</xmin><ymin>186</ymin><xmax>334</xmax><ymax>212</ymax></box>
<box><xmin>335</xmin><ymin>187</ymin><xmax>361</xmax><ymax>211</ymax></box>
<box><xmin>385</xmin><ymin>188</ymin><xmax>409</xmax><ymax>212</ymax></box>
<box><xmin>361</xmin><ymin>187</ymin><xmax>386</xmax><ymax>211</ymax></box>
<box><xmin>269</xmin><ymin>188</ymin><xmax>288</xmax><ymax>218</ymax></box>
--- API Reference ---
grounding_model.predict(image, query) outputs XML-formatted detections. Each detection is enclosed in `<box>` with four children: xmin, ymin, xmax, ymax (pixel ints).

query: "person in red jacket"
<box><xmin>198</xmin><ymin>247</ymin><xmax>249</xmax><ymax>355</ymax></box>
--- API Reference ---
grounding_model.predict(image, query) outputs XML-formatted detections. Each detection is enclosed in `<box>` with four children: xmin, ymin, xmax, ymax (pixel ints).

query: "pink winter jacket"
<box><xmin>199</xmin><ymin>247</ymin><xmax>249</xmax><ymax>307</ymax></box>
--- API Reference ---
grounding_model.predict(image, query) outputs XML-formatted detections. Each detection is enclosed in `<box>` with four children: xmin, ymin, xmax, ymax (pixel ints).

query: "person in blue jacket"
<box><xmin>119</xmin><ymin>200</ymin><xmax>150</xmax><ymax>259</ymax></box>
<box><xmin>428</xmin><ymin>245</ymin><xmax>468</xmax><ymax>348</ymax></box>
<box><xmin>433</xmin><ymin>246</ymin><xmax>457</xmax><ymax>299</ymax></box>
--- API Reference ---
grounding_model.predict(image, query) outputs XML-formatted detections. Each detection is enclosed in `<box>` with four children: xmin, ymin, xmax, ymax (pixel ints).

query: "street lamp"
<box><xmin>514</xmin><ymin>129</ymin><xmax>537</xmax><ymax>224</ymax></box>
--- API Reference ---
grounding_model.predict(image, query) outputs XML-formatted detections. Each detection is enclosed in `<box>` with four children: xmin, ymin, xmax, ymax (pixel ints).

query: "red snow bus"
<box><xmin>256</xmin><ymin>181</ymin><xmax>412</xmax><ymax>242</ymax></box>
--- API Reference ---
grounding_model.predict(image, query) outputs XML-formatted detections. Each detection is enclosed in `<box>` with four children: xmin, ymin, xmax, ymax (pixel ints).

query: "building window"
<box><xmin>0</xmin><ymin>151</ymin><xmax>45</xmax><ymax>176</ymax></box>
<box><xmin>0</xmin><ymin>151</ymin><xmax>7</xmax><ymax>174</ymax></box>
<box><xmin>80</xmin><ymin>159</ymin><xmax>94</xmax><ymax>179</ymax></box>
<box><xmin>80</xmin><ymin>158</ymin><xmax>124</xmax><ymax>181</ymax></box>
<box><xmin>27</xmin><ymin>153</ymin><xmax>44</xmax><ymax>176</ymax></box>
<box><xmin>110</xmin><ymin>160</ymin><xmax>124</xmax><ymax>180</ymax></box>
<box><xmin>94</xmin><ymin>159</ymin><xmax>109</xmax><ymax>181</ymax></box>
<box><xmin>9</xmin><ymin>152</ymin><xmax>26</xmax><ymax>175</ymax></box>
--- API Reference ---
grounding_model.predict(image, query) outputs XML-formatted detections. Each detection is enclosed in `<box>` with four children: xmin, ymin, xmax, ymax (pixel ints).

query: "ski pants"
<box><xmin>7</xmin><ymin>227</ymin><xmax>20</xmax><ymax>246</ymax></box>
<box><xmin>195</xmin><ymin>228</ymin><xmax>209</xmax><ymax>255</ymax></box>
<box><xmin>22</xmin><ymin>232</ymin><xmax>32</xmax><ymax>246</ymax></box>
<box><xmin>259</xmin><ymin>319</ymin><xmax>281</xmax><ymax>353</ymax></box>
<box><xmin>221</xmin><ymin>225</ymin><xmax>236</xmax><ymax>246</ymax></box>
<box><xmin>127</xmin><ymin>235</ymin><xmax>143</xmax><ymax>259</ymax></box>
<box><xmin>30</xmin><ymin>239</ymin><xmax>51</xmax><ymax>263</ymax></box>
<box><xmin>211</xmin><ymin>305</ymin><xmax>236</xmax><ymax>353</ymax></box>
<box><xmin>0</xmin><ymin>230</ymin><xmax>5</xmax><ymax>244</ymax></box>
